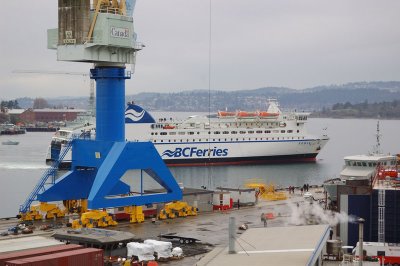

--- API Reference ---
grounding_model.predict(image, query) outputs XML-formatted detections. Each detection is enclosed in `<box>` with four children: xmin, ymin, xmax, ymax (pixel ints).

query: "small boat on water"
<box><xmin>2</xmin><ymin>140</ymin><xmax>19</xmax><ymax>145</ymax></box>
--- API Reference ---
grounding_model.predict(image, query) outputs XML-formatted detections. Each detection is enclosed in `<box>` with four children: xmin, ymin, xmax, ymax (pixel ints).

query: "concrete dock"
<box><xmin>1</xmin><ymin>186</ymin><xmax>359</xmax><ymax>265</ymax></box>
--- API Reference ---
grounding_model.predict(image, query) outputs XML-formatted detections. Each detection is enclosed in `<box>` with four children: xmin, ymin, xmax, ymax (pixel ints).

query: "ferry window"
<box><xmin>256</xmin><ymin>130</ymin><xmax>263</xmax><ymax>134</ymax></box>
<box><xmin>243</xmin><ymin>138</ymin><xmax>245</xmax><ymax>141</ymax></box>
<box><xmin>255</xmin><ymin>138</ymin><xmax>257</xmax><ymax>140</ymax></box>
<box><xmin>199</xmin><ymin>139</ymin><xmax>201</xmax><ymax>141</ymax></box>
<box><xmin>281</xmin><ymin>130</ymin><xmax>285</xmax><ymax>133</ymax></box>
<box><xmin>346</xmin><ymin>161</ymin><xmax>351</xmax><ymax>166</ymax></box>
<box><xmin>223</xmin><ymin>131</ymin><xmax>229</xmax><ymax>134</ymax></box>
<box><xmin>178</xmin><ymin>132</ymin><xmax>185</xmax><ymax>135</ymax></box>
<box><xmin>352</xmin><ymin>161</ymin><xmax>356</xmax><ymax>166</ymax></box>
<box><xmin>174</xmin><ymin>140</ymin><xmax>176</xmax><ymax>142</ymax></box>
<box><xmin>248</xmin><ymin>131</ymin><xmax>254</xmax><ymax>134</ymax></box>
<box><xmin>373</xmin><ymin>162</ymin><xmax>377</xmax><ymax>166</ymax></box>
<box><xmin>362</xmin><ymin>162</ymin><xmax>367</xmax><ymax>166</ymax></box>
<box><xmin>168</xmin><ymin>140</ymin><xmax>171</xmax><ymax>142</ymax></box>
<box><xmin>239</xmin><ymin>131</ymin><xmax>246</xmax><ymax>134</ymax></box>
<box><xmin>169</xmin><ymin>132</ymin><xmax>176</xmax><ymax>135</ymax></box>
<box><xmin>357</xmin><ymin>162</ymin><xmax>361</xmax><ymax>166</ymax></box>
<box><xmin>180</xmin><ymin>140</ymin><xmax>182</xmax><ymax>142</ymax></box>
<box><xmin>277</xmin><ymin>137</ymin><xmax>279</xmax><ymax>140</ymax></box>
<box><xmin>208</xmin><ymin>131</ymin><xmax>211</xmax><ymax>134</ymax></box>
<box><xmin>151</xmin><ymin>133</ymin><xmax>154</xmax><ymax>135</ymax></box>
<box><xmin>188</xmin><ymin>132</ymin><xmax>194</xmax><ymax>135</ymax></box>
<box><xmin>154</xmin><ymin>140</ymin><xmax>157</xmax><ymax>142</ymax></box>
<box><xmin>214</xmin><ymin>131</ymin><xmax>220</xmax><ymax>134</ymax></box>
<box><xmin>197</xmin><ymin>132</ymin><xmax>200</xmax><ymax>134</ymax></box>
<box><xmin>187</xmin><ymin>139</ymin><xmax>189</xmax><ymax>142</ymax></box>
<box><xmin>213</xmin><ymin>139</ymin><xmax>215</xmax><ymax>141</ymax></box>
<box><xmin>219</xmin><ymin>139</ymin><xmax>221</xmax><ymax>141</ymax></box>
<box><xmin>231</xmin><ymin>131</ymin><xmax>237</xmax><ymax>134</ymax></box>
<box><xmin>160</xmin><ymin>140</ymin><xmax>163</xmax><ymax>142</ymax></box>
<box><xmin>160</xmin><ymin>132</ymin><xmax>167</xmax><ymax>135</ymax></box>
<box><xmin>368</xmin><ymin>163</ymin><xmax>372</xmax><ymax>167</ymax></box>
<box><xmin>236</xmin><ymin>138</ymin><xmax>238</xmax><ymax>141</ymax></box>
<box><xmin>288</xmin><ymin>130</ymin><xmax>293</xmax><ymax>133</ymax></box>
<box><xmin>265</xmin><ymin>130</ymin><xmax>271</xmax><ymax>133</ymax></box>
<box><xmin>155</xmin><ymin>133</ymin><xmax>158</xmax><ymax>135</ymax></box>
<box><xmin>297</xmin><ymin>130</ymin><xmax>300</xmax><ymax>133</ymax></box>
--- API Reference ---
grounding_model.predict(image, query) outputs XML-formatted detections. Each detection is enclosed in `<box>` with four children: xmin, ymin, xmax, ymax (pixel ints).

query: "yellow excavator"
<box><xmin>158</xmin><ymin>201</ymin><xmax>197</xmax><ymax>220</ymax></box>
<box><xmin>71</xmin><ymin>210</ymin><xmax>118</xmax><ymax>229</ymax></box>
<box><xmin>19</xmin><ymin>202</ymin><xmax>65</xmax><ymax>221</ymax></box>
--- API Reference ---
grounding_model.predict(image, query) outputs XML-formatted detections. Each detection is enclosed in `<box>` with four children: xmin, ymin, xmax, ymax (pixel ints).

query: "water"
<box><xmin>0</xmin><ymin>118</ymin><xmax>399</xmax><ymax>218</ymax></box>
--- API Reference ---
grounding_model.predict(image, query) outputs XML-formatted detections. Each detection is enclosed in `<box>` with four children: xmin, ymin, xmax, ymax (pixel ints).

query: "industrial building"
<box><xmin>339</xmin><ymin>177</ymin><xmax>400</xmax><ymax>247</ymax></box>
<box><xmin>19</xmin><ymin>108</ymin><xmax>85</xmax><ymax>123</ymax></box>
<box><xmin>197</xmin><ymin>224</ymin><xmax>330</xmax><ymax>266</ymax></box>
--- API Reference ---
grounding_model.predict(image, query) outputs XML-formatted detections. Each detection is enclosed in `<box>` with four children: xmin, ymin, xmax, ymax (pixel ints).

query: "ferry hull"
<box><xmin>164</xmin><ymin>153</ymin><xmax>319</xmax><ymax>167</ymax></box>
<box><xmin>47</xmin><ymin>153</ymin><xmax>319</xmax><ymax>169</ymax></box>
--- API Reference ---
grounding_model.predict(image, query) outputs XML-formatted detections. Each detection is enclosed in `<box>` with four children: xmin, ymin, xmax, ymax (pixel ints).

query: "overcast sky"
<box><xmin>1</xmin><ymin>0</ymin><xmax>400</xmax><ymax>100</ymax></box>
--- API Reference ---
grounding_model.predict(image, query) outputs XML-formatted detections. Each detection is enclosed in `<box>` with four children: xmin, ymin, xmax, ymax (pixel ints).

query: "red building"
<box><xmin>19</xmin><ymin>109</ymin><xmax>85</xmax><ymax>123</ymax></box>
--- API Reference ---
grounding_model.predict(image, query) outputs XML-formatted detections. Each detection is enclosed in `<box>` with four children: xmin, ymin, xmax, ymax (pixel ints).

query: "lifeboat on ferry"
<box><xmin>237</xmin><ymin>111</ymin><xmax>258</xmax><ymax>118</ymax></box>
<box><xmin>163</xmin><ymin>125</ymin><xmax>175</xmax><ymax>129</ymax></box>
<box><xmin>218</xmin><ymin>111</ymin><xmax>236</xmax><ymax>118</ymax></box>
<box><xmin>258</xmin><ymin>111</ymin><xmax>279</xmax><ymax>119</ymax></box>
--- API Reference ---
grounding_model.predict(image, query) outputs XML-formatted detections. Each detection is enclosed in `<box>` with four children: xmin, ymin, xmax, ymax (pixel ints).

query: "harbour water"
<box><xmin>0</xmin><ymin>118</ymin><xmax>399</xmax><ymax>218</ymax></box>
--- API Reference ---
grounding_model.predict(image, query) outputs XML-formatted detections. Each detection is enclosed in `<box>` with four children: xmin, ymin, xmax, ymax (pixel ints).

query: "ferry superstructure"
<box><xmin>46</xmin><ymin>99</ymin><xmax>329</xmax><ymax>167</ymax></box>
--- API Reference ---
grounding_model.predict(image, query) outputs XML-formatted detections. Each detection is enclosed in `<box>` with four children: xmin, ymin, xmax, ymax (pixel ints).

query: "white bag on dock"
<box><xmin>172</xmin><ymin>247</ymin><xmax>183</xmax><ymax>257</ymax></box>
<box><xmin>127</xmin><ymin>242</ymin><xmax>155</xmax><ymax>261</ymax></box>
<box><xmin>144</xmin><ymin>239</ymin><xmax>172</xmax><ymax>259</ymax></box>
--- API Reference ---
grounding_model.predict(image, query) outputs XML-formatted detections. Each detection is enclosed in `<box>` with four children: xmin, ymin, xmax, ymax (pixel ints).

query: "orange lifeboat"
<box><xmin>237</xmin><ymin>111</ymin><xmax>257</xmax><ymax>118</ymax></box>
<box><xmin>258</xmin><ymin>111</ymin><xmax>279</xmax><ymax>119</ymax></box>
<box><xmin>163</xmin><ymin>125</ymin><xmax>175</xmax><ymax>129</ymax></box>
<box><xmin>218</xmin><ymin>111</ymin><xmax>236</xmax><ymax>117</ymax></box>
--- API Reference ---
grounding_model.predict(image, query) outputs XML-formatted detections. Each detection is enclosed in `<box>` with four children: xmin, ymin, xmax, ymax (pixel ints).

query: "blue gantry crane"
<box><xmin>21</xmin><ymin>0</ymin><xmax>182</xmax><ymax>214</ymax></box>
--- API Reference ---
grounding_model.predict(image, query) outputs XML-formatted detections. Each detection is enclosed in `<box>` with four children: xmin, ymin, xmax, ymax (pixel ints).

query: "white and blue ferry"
<box><xmin>46</xmin><ymin>99</ymin><xmax>329</xmax><ymax>167</ymax></box>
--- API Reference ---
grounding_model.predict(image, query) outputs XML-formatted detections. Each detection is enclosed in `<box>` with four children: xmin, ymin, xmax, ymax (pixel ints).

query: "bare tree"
<box><xmin>33</xmin><ymin>98</ymin><xmax>50</xmax><ymax>109</ymax></box>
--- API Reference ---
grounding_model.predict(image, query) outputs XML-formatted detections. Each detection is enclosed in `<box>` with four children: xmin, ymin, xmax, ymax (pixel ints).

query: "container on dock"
<box><xmin>216</xmin><ymin>187</ymin><xmax>256</xmax><ymax>206</ymax></box>
<box><xmin>0</xmin><ymin>244</ymin><xmax>82</xmax><ymax>266</ymax></box>
<box><xmin>212</xmin><ymin>191</ymin><xmax>232</xmax><ymax>211</ymax></box>
<box><xmin>5</xmin><ymin>248</ymin><xmax>103</xmax><ymax>266</ymax></box>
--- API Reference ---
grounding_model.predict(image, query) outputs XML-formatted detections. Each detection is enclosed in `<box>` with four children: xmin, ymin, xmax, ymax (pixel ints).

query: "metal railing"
<box><xmin>19</xmin><ymin>136</ymin><xmax>76</xmax><ymax>213</ymax></box>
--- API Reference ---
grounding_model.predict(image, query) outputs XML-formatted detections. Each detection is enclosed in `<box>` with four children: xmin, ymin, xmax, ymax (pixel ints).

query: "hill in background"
<box><xmin>11</xmin><ymin>81</ymin><xmax>400</xmax><ymax>114</ymax></box>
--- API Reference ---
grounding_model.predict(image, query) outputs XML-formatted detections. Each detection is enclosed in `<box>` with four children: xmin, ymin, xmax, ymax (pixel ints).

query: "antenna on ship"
<box><xmin>373</xmin><ymin>121</ymin><xmax>382</xmax><ymax>155</ymax></box>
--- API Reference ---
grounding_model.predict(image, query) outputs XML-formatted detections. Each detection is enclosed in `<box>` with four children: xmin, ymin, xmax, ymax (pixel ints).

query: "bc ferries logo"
<box><xmin>125</xmin><ymin>104</ymin><xmax>155</xmax><ymax>124</ymax></box>
<box><xmin>162</xmin><ymin>147</ymin><xmax>228</xmax><ymax>158</ymax></box>
<box><xmin>125</xmin><ymin>109</ymin><xmax>145</xmax><ymax>122</ymax></box>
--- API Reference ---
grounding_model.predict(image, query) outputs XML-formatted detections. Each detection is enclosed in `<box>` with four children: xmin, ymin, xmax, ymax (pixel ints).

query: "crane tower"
<box><xmin>35</xmin><ymin>0</ymin><xmax>182</xmax><ymax>209</ymax></box>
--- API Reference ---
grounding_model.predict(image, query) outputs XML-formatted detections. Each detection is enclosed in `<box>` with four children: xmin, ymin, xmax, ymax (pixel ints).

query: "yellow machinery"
<box><xmin>158</xmin><ymin>201</ymin><xmax>197</xmax><ymax>220</ymax></box>
<box><xmin>19</xmin><ymin>202</ymin><xmax>65</xmax><ymax>221</ymax></box>
<box><xmin>246</xmin><ymin>180</ymin><xmax>287</xmax><ymax>201</ymax></box>
<box><xmin>71</xmin><ymin>210</ymin><xmax>118</xmax><ymax>229</ymax></box>
<box><xmin>63</xmin><ymin>199</ymin><xmax>88</xmax><ymax>215</ymax></box>
<box><xmin>124</xmin><ymin>206</ymin><xmax>144</xmax><ymax>223</ymax></box>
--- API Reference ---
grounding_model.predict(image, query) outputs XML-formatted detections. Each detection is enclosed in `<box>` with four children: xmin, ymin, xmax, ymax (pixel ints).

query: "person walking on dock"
<box><xmin>261</xmin><ymin>213</ymin><xmax>267</xmax><ymax>227</ymax></box>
